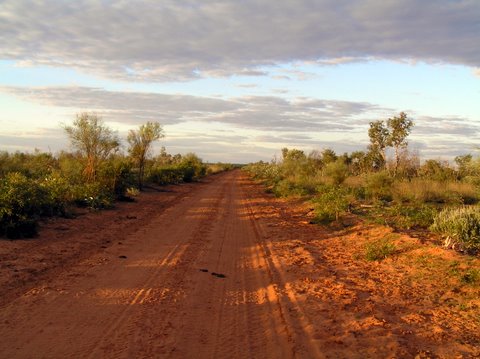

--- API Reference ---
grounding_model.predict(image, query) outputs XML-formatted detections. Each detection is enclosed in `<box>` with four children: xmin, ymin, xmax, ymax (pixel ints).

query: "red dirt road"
<box><xmin>0</xmin><ymin>170</ymin><xmax>479</xmax><ymax>358</ymax></box>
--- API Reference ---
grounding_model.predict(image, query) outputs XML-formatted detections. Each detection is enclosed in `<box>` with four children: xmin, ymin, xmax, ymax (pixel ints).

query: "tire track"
<box><xmin>241</xmin><ymin>182</ymin><xmax>324</xmax><ymax>359</ymax></box>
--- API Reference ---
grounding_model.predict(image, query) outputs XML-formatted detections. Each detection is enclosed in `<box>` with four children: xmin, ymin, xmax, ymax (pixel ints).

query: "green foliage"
<box><xmin>98</xmin><ymin>156</ymin><xmax>136</xmax><ymax>197</ymax></box>
<box><xmin>419</xmin><ymin>159</ymin><xmax>457</xmax><ymax>182</ymax></box>
<box><xmin>368</xmin><ymin>120</ymin><xmax>389</xmax><ymax>168</ymax></box>
<box><xmin>312</xmin><ymin>185</ymin><xmax>351</xmax><ymax>223</ymax></box>
<box><xmin>148</xmin><ymin>165</ymin><xmax>185</xmax><ymax>185</ymax></box>
<box><xmin>63</xmin><ymin>112</ymin><xmax>120</xmax><ymax>182</ymax></box>
<box><xmin>177</xmin><ymin>153</ymin><xmax>207</xmax><ymax>182</ymax></box>
<box><xmin>127</xmin><ymin>121</ymin><xmax>164</xmax><ymax>189</ymax></box>
<box><xmin>0</xmin><ymin>151</ymin><xmax>57</xmax><ymax>178</ymax></box>
<box><xmin>364</xmin><ymin>170</ymin><xmax>393</xmax><ymax>201</ymax></box>
<box><xmin>461</xmin><ymin>268</ymin><xmax>480</xmax><ymax>285</ymax></box>
<box><xmin>148</xmin><ymin>153</ymin><xmax>208</xmax><ymax>185</ymax></box>
<box><xmin>364</xmin><ymin>237</ymin><xmax>397</xmax><ymax>261</ymax></box>
<box><xmin>430</xmin><ymin>206</ymin><xmax>480</xmax><ymax>253</ymax></box>
<box><xmin>386</xmin><ymin>204</ymin><xmax>437</xmax><ymax>229</ymax></box>
<box><xmin>324</xmin><ymin>159</ymin><xmax>348</xmax><ymax>186</ymax></box>
<box><xmin>71</xmin><ymin>182</ymin><xmax>114</xmax><ymax>210</ymax></box>
<box><xmin>0</xmin><ymin>172</ymin><xmax>69</xmax><ymax>238</ymax></box>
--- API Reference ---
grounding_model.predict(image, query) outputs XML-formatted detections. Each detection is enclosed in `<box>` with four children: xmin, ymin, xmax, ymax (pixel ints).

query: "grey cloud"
<box><xmin>1</xmin><ymin>0</ymin><xmax>479</xmax><ymax>81</ymax></box>
<box><xmin>2</xmin><ymin>85</ymin><xmax>479</xmax><ymax>162</ymax></box>
<box><xmin>0</xmin><ymin>86</ymin><xmax>378</xmax><ymax>132</ymax></box>
<box><xmin>0</xmin><ymin>128</ymin><xmax>69</xmax><ymax>153</ymax></box>
<box><xmin>414</xmin><ymin>116</ymin><xmax>480</xmax><ymax>136</ymax></box>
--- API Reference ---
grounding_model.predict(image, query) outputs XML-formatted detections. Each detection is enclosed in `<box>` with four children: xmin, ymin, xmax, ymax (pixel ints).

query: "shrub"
<box><xmin>312</xmin><ymin>185</ymin><xmax>352</xmax><ymax>223</ymax></box>
<box><xmin>365</xmin><ymin>171</ymin><xmax>393</xmax><ymax>202</ymax></box>
<box><xmin>178</xmin><ymin>153</ymin><xmax>207</xmax><ymax>182</ymax></box>
<box><xmin>430</xmin><ymin>206</ymin><xmax>480</xmax><ymax>253</ymax></box>
<box><xmin>71</xmin><ymin>182</ymin><xmax>114</xmax><ymax>210</ymax></box>
<box><xmin>364</xmin><ymin>237</ymin><xmax>397</xmax><ymax>261</ymax></box>
<box><xmin>324</xmin><ymin>159</ymin><xmax>348</xmax><ymax>186</ymax></box>
<box><xmin>387</xmin><ymin>204</ymin><xmax>437</xmax><ymax>229</ymax></box>
<box><xmin>461</xmin><ymin>268</ymin><xmax>480</xmax><ymax>285</ymax></box>
<box><xmin>0</xmin><ymin>173</ymin><xmax>42</xmax><ymax>238</ymax></box>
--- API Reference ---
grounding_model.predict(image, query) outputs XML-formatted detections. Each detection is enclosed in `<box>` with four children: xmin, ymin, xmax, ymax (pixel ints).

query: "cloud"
<box><xmin>1</xmin><ymin>85</ymin><xmax>478</xmax><ymax>161</ymax></box>
<box><xmin>0</xmin><ymin>86</ymin><xmax>381</xmax><ymax>133</ymax></box>
<box><xmin>1</xmin><ymin>0</ymin><xmax>478</xmax><ymax>81</ymax></box>
<box><xmin>414</xmin><ymin>116</ymin><xmax>480</xmax><ymax>136</ymax></box>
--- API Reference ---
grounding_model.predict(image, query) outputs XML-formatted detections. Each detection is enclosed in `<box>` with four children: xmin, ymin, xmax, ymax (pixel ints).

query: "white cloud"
<box><xmin>1</xmin><ymin>0</ymin><xmax>478</xmax><ymax>81</ymax></box>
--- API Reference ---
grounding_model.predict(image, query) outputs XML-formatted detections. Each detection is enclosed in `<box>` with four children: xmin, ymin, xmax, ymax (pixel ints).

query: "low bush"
<box><xmin>71</xmin><ymin>182</ymin><xmax>114</xmax><ymax>210</ymax></box>
<box><xmin>312</xmin><ymin>185</ymin><xmax>352</xmax><ymax>223</ymax></box>
<box><xmin>0</xmin><ymin>172</ymin><xmax>69</xmax><ymax>238</ymax></box>
<box><xmin>387</xmin><ymin>204</ymin><xmax>437</xmax><ymax>229</ymax></box>
<box><xmin>461</xmin><ymin>268</ymin><xmax>480</xmax><ymax>285</ymax></box>
<box><xmin>364</xmin><ymin>171</ymin><xmax>393</xmax><ymax>202</ymax></box>
<box><xmin>323</xmin><ymin>160</ymin><xmax>348</xmax><ymax>186</ymax></box>
<box><xmin>149</xmin><ymin>166</ymin><xmax>184</xmax><ymax>185</ymax></box>
<box><xmin>430</xmin><ymin>206</ymin><xmax>480</xmax><ymax>253</ymax></box>
<box><xmin>364</xmin><ymin>237</ymin><xmax>397</xmax><ymax>261</ymax></box>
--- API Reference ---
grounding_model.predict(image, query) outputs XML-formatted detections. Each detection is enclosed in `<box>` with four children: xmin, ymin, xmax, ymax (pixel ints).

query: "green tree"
<box><xmin>63</xmin><ymin>113</ymin><xmax>120</xmax><ymax>182</ymax></box>
<box><xmin>127</xmin><ymin>121</ymin><xmax>164</xmax><ymax>189</ymax></box>
<box><xmin>387</xmin><ymin>112</ymin><xmax>414</xmax><ymax>176</ymax></box>
<box><xmin>368</xmin><ymin>120</ymin><xmax>389</xmax><ymax>169</ymax></box>
<box><xmin>321</xmin><ymin>148</ymin><xmax>337</xmax><ymax>165</ymax></box>
<box><xmin>455</xmin><ymin>154</ymin><xmax>473</xmax><ymax>178</ymax></box>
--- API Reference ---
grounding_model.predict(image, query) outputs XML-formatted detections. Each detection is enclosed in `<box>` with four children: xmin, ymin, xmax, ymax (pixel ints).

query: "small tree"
<box><xmin>64</xmin><ymin>113</ymin><xmax>119</xmax><ymax>182</ymax></box>
<box><xmin>127</xmin><ymin>122</ymin><xmax>164</xmax><ymax>189</ymax></box>
<box><xmin>387</xmin><ymin>112</ymin><xmax>414</xmax><ymax>176</ymax></box>
<box><xmin>368</xmin><ymin>120</ymin><xmax>389</xmax><ymax>169</ymax></box>
<box><xmin>367</xmin><ymin>112</ymin><xmax>414</xmax><ymax>175</ymax></box>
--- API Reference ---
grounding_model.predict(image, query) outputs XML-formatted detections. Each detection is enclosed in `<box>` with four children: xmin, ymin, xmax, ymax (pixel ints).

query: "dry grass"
<box><xmin>392</xmin><ymin>179</ymin><xmax>478</xmax><ymax>204</ymax></box>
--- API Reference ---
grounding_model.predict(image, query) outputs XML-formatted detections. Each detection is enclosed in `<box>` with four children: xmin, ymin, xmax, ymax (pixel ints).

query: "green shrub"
<box><xmin>364</xmin><ymin>237</ymin><xmax>397</xmax><ymax>261</ymax></box>
<box><xmin>430</xmin><ymin>206</ymin><xmax>480</xmax><ymax>253</ymax></box>
<box><xmin>272</xmin><ymin>176</ymin><xmax>318</xmax><ymax>197</ymax></box>
<box><xmin>312</xmin><ymin>185</ymin><xmax>352</xmax><ymax>223</ymax></box>
<box><xmin>324</xmin><ymin>159</ymin><xmax>348</xmax><ymax>186</ymax></box>
<box><xmin>178</xmin><ymin>153</ymin><xmax>207</xmax><ymax>182</ymax></box>
<box><xmin>387</xmin><ymin>204</ymin><xmax>437</xmax><ymax>229</ymax></box>
<box><xmin>365</xmin><ymin>171</ymin><xmax>393</xmax><ymax>202</ymax></box>
<box><xmin>71</xmin><ymin>182</ymin><xmax>114</xmax><ymax>210</ymax></box>
<box><xmin>0</xmin><ymin>172</ymin><xmax>65</xmax><ymax>238</ymax></box>
<box><xmin>461</xmin><ymin>268</ymin><xmax>480</xmax><ymax>285</ymax></box>
<box><xmin>149</xmin><ymin>165</ymin><xmax>184</xmax><ymax>185</ymax></box>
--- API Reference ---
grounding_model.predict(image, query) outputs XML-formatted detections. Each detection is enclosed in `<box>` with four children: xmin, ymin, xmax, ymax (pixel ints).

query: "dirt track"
<box><xmin>0</xmin><ymin>170</ymin><xmax>479</xmax><ymax>358</ymax></box>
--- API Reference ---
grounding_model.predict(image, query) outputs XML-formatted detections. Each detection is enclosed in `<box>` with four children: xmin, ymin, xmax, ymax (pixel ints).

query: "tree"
<box><xmin>127</xmin><ymin>121</ymin><xmax>164</xmax><ymax>189</ymax></box>
<box><xmin>368</xmin><ymin>120</ymin><xmax>389</xmax><ymax>169</ymax></box>
<box><xmin>64</xmin><ymin>113</ymin><xmax>119</xmax><ymax>182</ymax></box>
<box><xmin>321</xmin><ymin>148</ymin><xmax>338</xmax><ymax>165</ymax></box>
<box><xmin>387</xmin><ymin>112</ymin><xmax>414</xmax><ymax>176</ymax></box>
<box><xmin>367</xmin><ymin>112</ymin><xmax>414</xmax><ymax>174</ymax></box>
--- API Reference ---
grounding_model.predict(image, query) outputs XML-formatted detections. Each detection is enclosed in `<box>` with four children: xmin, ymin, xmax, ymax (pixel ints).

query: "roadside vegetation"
<box><xmin>244</xmin><ymin>112</ymin><xmax>480</xmax><ymax>256</ymax></box>
<box><xmin>0</xmin><ymin>112</ymin><xmax>233</xmax><ymax>239</ymax></box>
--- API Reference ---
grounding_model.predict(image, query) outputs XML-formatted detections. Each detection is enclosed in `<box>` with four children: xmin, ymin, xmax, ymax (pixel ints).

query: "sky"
<box><xmin>0</xmin><ymin>0</ymin><xmax>479</xmax><ymax>163</ymax></box>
